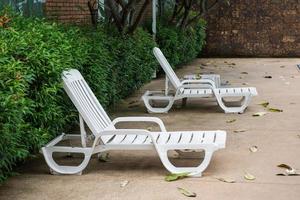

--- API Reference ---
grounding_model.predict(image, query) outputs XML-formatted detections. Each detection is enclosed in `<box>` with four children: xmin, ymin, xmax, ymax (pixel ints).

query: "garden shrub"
<box><xmin>156</xmin><ymin>19</ymin><xmax>206</xmax><ymax>68</ymax></box>
<box><xmin>0</xmin><ymin>11</ymin><xmax>205</xmax><ymax>183</ymax></box>
<box><xmin>0</xmin><ymin>14</ymin><xmax>156</xmax><ymax>182</ymax></box>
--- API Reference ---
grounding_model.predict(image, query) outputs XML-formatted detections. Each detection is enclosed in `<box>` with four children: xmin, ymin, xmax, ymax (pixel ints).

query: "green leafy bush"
<box><xmin>0</xmin><ymin>14</ymin><xmax>156</xmax><ymax>182</ymax></box>
<box><xmin>156</xmin><ymin>19</ymin><xmax>206</xmax><ymax>68</ymax></box>
<box><xmin>0</xmin><ymin>12</ymin><xmax>205</xmax><ymax>183</ymax></box>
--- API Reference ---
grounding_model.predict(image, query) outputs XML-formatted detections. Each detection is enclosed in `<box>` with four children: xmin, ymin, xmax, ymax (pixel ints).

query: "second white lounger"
<box><xmin>41</xmin><ymin>69</ymin><xmax>226</xmax><ymax>177</ymax></box>
<box><xmin>142</xmin><ymin>47</ymin><xmax>258</xmax><ymax>113</ymax></box>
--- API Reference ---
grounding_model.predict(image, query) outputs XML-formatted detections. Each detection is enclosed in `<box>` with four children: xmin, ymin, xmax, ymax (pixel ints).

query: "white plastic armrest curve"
<box><xmin>112</xmin><ymin>117</ymin><xmax>167</xmax><ymax>132</ymax></box>
<box><xmin>181</xmin><ymin>79</ymin><xmax>217</xmax><ymax>88</ymax></box>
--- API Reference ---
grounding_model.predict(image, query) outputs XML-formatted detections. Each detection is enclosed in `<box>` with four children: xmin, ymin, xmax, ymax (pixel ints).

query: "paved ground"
<box><xmin>1</xmin><ymin>58</ymin><xmax>300</xmax><ymax>200</ymax></box>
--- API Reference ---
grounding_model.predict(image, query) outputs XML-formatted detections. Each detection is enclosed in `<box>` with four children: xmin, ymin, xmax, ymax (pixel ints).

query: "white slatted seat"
<box><xmin>141</xmin><ymin>47</ymin><xmax>258</xmax><ymax>113</ymax></box>
<box><xmin>41</xmin><ymin>69</ymin><xmax>226</xmax><ymax>177</ymax></box>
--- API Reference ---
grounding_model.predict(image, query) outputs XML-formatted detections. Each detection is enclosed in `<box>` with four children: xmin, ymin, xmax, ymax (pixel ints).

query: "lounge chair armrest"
<box><xmin>176</xmin><ymin>83</ymin><xmax>215</xmax><ymax>91</ymax></box>
<box><xmin>181</xmin><ymin>79</ymin><xmax>217</xmax><ymax>88</ymax></box>
<box><xmin>112</xmin><ymin>117</ymin><xmax>167</xmax><ymax>132</ymax></box>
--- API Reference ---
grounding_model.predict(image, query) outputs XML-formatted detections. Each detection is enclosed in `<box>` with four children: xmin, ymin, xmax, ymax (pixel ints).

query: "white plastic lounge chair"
<box><xmin>142</xmin><ymin>47</ymin><xmax>257</xmax><ymax>113</ymax></box>
<box><xmin>41</xmin><ymin>69</ymin><xmax>226</xmax><ymax>177</ymax></box>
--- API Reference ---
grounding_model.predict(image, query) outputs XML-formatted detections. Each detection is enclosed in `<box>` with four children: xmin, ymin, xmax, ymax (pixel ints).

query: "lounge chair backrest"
<box><xmin>153</xmin><ymin>47</ymin><xmax>182</xmax><ymax>89</ymax></box>
<box><xmin>62</xmin><ymin>69</ymin><xmax>114</xmax><ymax>135</ymax></box>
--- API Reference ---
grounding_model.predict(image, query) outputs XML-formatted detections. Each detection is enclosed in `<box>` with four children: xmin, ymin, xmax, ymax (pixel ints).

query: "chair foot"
<box><xmin>157</xmin><ymin>148</ymin><xmax>214</xmax><ymax>177</ymax></box>
<box><xmin>215</xmin><ymin>93</ymin><xmax>252</xmax><ymax>114</ymax></box>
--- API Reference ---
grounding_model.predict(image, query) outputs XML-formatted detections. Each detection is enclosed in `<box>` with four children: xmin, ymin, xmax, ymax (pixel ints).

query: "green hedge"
<box><xmin>156</xmin><ymin>19</ymin><xmax>206</xmax><ymax>67</ymax></box>
<box><xmin>0</xmin><ymin>13</ymin><xmax>206</xmax><ymax>182</ymax></box>
<box><xmin>0</xmin><ymin>14</ymin><xmax>156</xmax><ymax>182</ymax></box>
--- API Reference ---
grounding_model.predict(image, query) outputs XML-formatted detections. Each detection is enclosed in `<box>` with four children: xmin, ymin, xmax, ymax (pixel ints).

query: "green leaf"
<box><xmin>259</xmin><ymin>101</ymin><xmax>269</xmax><ymax>108</ymax></box>
<box><xmin>165</xmin><ymin>172</ymin><xmax>190</xmax><ymax>182</ymax></box>
<box><xmin>98</xmin><ymin>153</ymin><xmax>109</xmax><ymax>162</ymax></box>
<box><xmin>177</xmin><ymin>187</ymin><xmax>196</xmax><ymax>197</ymax></box>
<box><xmin>244</xmin><ymin>172</ymin><xmax>256</xmax><ymax>181</ymax></box>
<box><xmin>268</xmin><ymin>108</ymin><xmax>283</xmax><ymax>112</ymax></box>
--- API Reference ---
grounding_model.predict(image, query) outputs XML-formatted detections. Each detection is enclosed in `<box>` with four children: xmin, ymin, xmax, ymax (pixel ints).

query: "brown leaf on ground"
<box><xmin>276</xmin><ymin>164</ymin><xmax>300</xmax><ymax>176</ymax></box>
<box><xmin>216</xmin><ymin>177</ymin><xmax>236</xmax><ymax>183</ymax></box>
<box><xmin>241</xmin><ymin>72</ymin><xmax>248</xmax><ymax>74</ymax></box>
<box><xmin>120</xmin><ymin>180</ymin><xmax>129</xmax><ymax>187</ymax></box>
<box><xmin>177</xmin><ymin>187</ymin><xmax>197</xmax><ymax>197</ymax></box>
<box><xmin>249</xmin><ymin>146</ymin><xmax>258</xmax><ymax>153</ymax></box>
<box><xmin>277</xmin><ymin>164</ymin><xmax>292</xmax><ymax>170</ymax></box>
<box><xmin>233</xmin><ymin>129</ymin><xmax>247</xmax><ymax>133</ymax></box>
<box><xmin>264</xmin><ymin>75</ymin><xmax>272</xmax><ymax>78</ymax></box>
<box><xmin>226</xmin><ymin>119</ymin><xmax>237</xmax><ymax>123</ymax></box>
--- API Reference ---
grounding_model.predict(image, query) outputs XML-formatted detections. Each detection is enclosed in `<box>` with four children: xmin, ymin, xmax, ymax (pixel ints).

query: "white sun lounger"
<box><xmin>41</xmin><ymin>69</ymin><xmax>226</xmax><ymax>177</ymax></box>
<box><xmin>142</xmin><ymin>47</ymin><xmax>258</xmax><ymax>113</ymax></box>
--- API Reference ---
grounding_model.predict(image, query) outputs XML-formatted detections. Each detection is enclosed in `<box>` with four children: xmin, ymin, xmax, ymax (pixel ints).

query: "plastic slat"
<box><xmin>166</xmin><ymin>132</ymin><xmax>181</xmax><ymax>144</ymax></box>
<box><xmin>131</xmin><ymin>135</ymin><xmax>148</xmax><ymax>144</ymax></box>
<box><xmin>214</xmin><ymin>131</ymin><xmax>226</xmax><ymax>146</ymax></box>
<box><xmin>108</xmin><ymin>135</ymin><xmax>127</xmax><ymax>144</ymax></box>
<box><xmin>190</xmin><ymin>132</ymin><xmax>205</xmax><ymax>144</ymax></box>
<box><xmin>202</xmin><ymin>132</ymin><xmax>215</xmax><ymax>144</ymax></box>
<box><xmin>178</xmin><ymin>132</ymin><xmax>194</xmax><ymax>144</ymax></box>
<box><xmin>121</xmin><ymin>134</ymin><xmax>138</xmax><ymax>144</ymax></box>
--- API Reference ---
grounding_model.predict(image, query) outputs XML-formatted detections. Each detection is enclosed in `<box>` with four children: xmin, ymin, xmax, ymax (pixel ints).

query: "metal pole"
<box><xmin>152</xmin><ymin>0</ymin><xmax>157</xmax><ymax>40</ymax></box>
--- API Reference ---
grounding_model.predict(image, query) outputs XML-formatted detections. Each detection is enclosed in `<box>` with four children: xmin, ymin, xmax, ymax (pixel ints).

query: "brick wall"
<box><xmin>204</xmin><ymin>0</ymin><xmax>300</xmax><ymax>57</ymax></box>
<box><xmin>45</xmin><ymin>0</ymin><xmax>91</xmax><ymax>24</ymax></box>
<box><xmin>44</xmin><ymin>0</ymin><xmax>152</xmax><ymax>25</ymax></box>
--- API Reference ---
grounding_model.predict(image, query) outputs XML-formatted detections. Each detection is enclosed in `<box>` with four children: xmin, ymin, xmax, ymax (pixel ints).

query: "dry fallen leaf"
<box><xmin>259</xmin><ymin>101</ymin><xmax>269</xmax><ymax>108</ymax></box>
<box><xmin>165</xmin><ymin>172</ymin><xmax>190</xmax><ymax>182</ymax></box>
<box><xmin>280</xmin><ymin>65</ymin><xmax>285</xmax><ymax>68</ymax></box>
<box><xmin>177</xmin><ymin>187</ymin><xmax>196</xmax><ymax>197</ymax></box>
<box><xmin>98</xmin><ymin>153</ymin><xmax>109</xmax><ymax>162</ymax></box>
<box><xmin>276</xmin><ymin>173</ymin><xmax>300</xmax><ymax>176</ymax></box>
<box><xmin>226</xmin><ymin>119</ymin><xmax>237</xmax><ymax>123</ymax></box>
<box><xmin>252</xmin><ymin>112</ymin><xmax>267</xmax><ymax>117</ymax></box>
<box><xmin>233</xmin><ymin>129</ymin><xmax>247</xmax><ymax>133</ymax></box>
<box><xmin>120</xmin><ymin>180</ymin><xmax>129</xmax><ymax>187</ymax></box>
<box><xmin>268</xmin><ymin>108</ymin><xmax>283</xmax><ymax>112</ymax></box>
<box><xmin>249</xmin><ymin>146</ymin><xmax>258</xmax><ymax>153</ymax></box>
<box><xmin>276</xmin><ymin>164</ymin><xmax>300</xmax><ymax>176</ymax></box>
<box><xmin>264</xmin><ymin>75</ymin><xmax>272</xmax><ymax>79</ymax></box>
<box><xmin>241</xmin><ymin>72</ymin><xmax>248</xmax><ymax>74</ymax></box>
<box><xmin>277</xmin><ymin>164</ymin><xmax>292</xmax><ymax>170</ymax></box>
<box><xmin>244</xmin><ymin>172</ymin><xmax>256</xmax><ymax>180</ymax></box>
<box><xmin>216</xmin><ymin>177</ymin><xmax>236</xmax><ymax>183</ymax></box>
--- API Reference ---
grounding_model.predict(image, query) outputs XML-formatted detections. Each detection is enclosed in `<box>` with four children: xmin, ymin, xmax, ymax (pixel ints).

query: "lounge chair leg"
<box><xmin>41</xmin><ymin>146</ymin><xmax>93</xmax><ymax>175</ymax></box>
<box><xmin>142</xmin><ymin>96</ymin><xmax>174</xmax><ymax>113</ymax></box>
<box><xmin>182</xmin><ymin>98</ymin><xmax>187</xmax><ymax>107</ymax></box>
<box><xmin>157</xmin><ymin>148</ymin><xmax>214</xmax><ymax>177</ymax></box>
<box><xmin>214</xmin><ymin>93</ymin><xmax>252</xmax><ymax>113</ymax></box>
